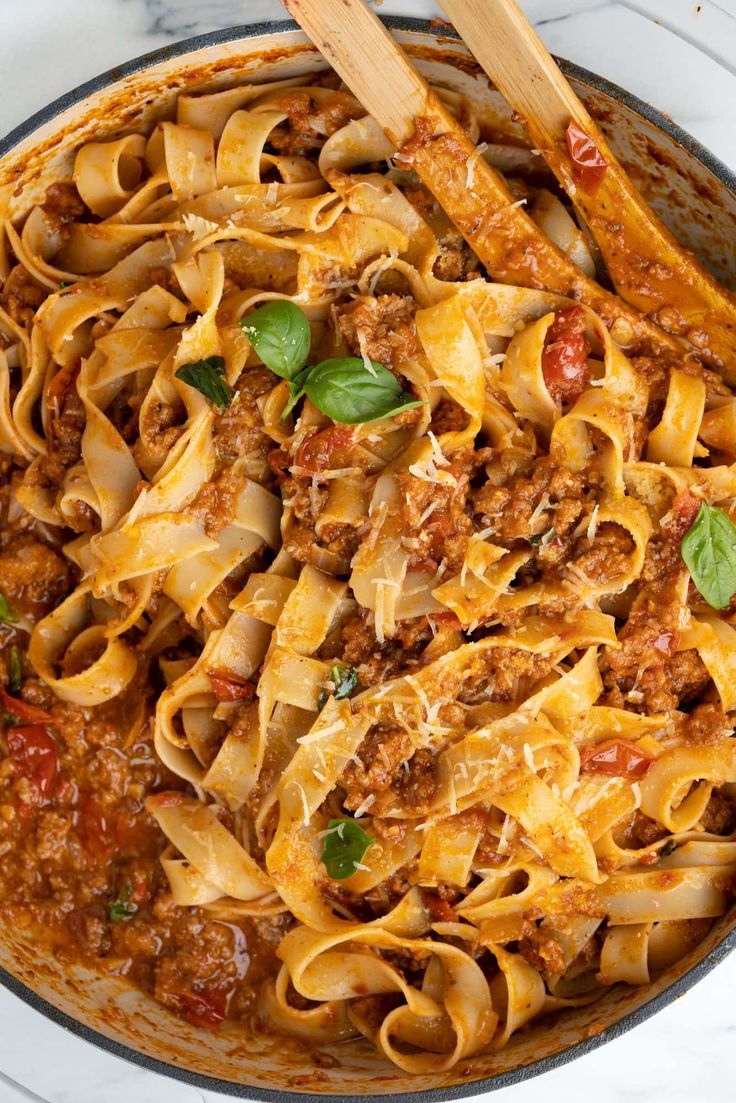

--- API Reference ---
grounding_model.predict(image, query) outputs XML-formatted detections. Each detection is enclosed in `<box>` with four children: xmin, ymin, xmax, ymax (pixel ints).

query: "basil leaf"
<box><xmin>304</xmin><ymin>358</ymin><xmax>423</xmax><ymax>425</ymax></box>
<box><xmin>240</xmin><ymin>301</ymin><xmax>311</xmax><ymax>382</ymax></box>
<box><xmin>8</xmin><ymin>647</ymin><xmax>21</xmax><ymax>694</ymax></box>
<box><xmin>681</xmin><ymin>501</ymin><xmax>736</xmax><ymax>610</ymax></box>
<box><xmin>0</xmin><ymin>590</ymin><xmax>18</xmax><ymax>625</ymax></box>
<box><xmin>659</xmin><ymin>839</ymin><xmax>678</xmax><ymax>858</ymax></box>
<box><xmin>281</xmin><ymin>368</ymin><xmax>310</xmax><ymax>422</ymax></box>
<box><xmin>321</xmin><ymin>818</ymin><xmax>374</xmax><ymax>880</ymax></box>
<box><xmin>318</xmin><ymin>663</ymin><xmax>360</xmax><ymax>710</ymax></box>
<box><xmin>175</xmin><ymin>356</ymin><xmax>231</xmax><ymax>410</ymax></box>
<box><xmin>108</xmin><ymin>883</ymin><xmax>137</xmax><ymax>923</ymax></box>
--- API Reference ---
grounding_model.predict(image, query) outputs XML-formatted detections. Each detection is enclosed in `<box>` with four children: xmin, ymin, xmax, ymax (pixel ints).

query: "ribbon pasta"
<box><xmin>1</xmin><ymin>68</ymin><xmax>734</xmax><ymax>1075</ymax></box>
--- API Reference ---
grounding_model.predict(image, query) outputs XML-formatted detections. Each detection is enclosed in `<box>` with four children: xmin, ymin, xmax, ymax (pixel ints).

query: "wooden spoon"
<box><xmin>280</xmin><ymin>0</ymin><xmax>685</xmax><ymax>361</ymax></box>
<box><xmin>439</xmin><ymin>0</ymin><xmax>736</xmax><ymax>374</ymax></box>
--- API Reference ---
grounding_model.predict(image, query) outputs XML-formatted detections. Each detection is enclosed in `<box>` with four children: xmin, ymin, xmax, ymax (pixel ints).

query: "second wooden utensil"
<box><xmin>439</xmin><ymin>0</ymin><xmax>736</xmax><ymax>374</ymax></box>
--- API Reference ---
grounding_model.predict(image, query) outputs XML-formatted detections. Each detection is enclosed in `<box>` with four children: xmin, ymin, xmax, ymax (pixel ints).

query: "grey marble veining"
<box><xmin>0</xmin><ymin>0</ymin><xmax>735</xmax><ymax>1100</ymax></box>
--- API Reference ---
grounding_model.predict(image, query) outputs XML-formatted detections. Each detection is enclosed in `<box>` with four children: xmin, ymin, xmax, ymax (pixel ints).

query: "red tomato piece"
<box><xmin>0</xmin><ymin>685</ymin><xmax>54</xmax><ymax>725</ymax></box>
<box><xmin>178</xmin><ymin>986</ymin><xmax>228</xmax><ymax>1029</ymax></box>
<box><xmin>208</xmin><ymin>672</ymin><xmax>256</xmax><ymax>702</ymax></box>
<box><xmin>294</xmin><ymin>425</ymin><xmax>355</xmax><ymax>477</ymax></box>
<box><xmin>77</xmin><ymin>796</ymin><xmax>116</xmax><ymax>861</ymax></box>
<box><xmin>267</xmin><ymin>448</ymin><xmax>291</xmax><ymax>481</ymax></box>
<box><xmin>579</xmin><ymin>738</ymin><xmax>654</xmax><ymax>780</ymax></box>
<box><xmin>541</xmin><ymin>306</ymin><xmax>591</xmax><ymax>406</ymax></box>
<box><xmin>565</xmin><ymin>120</ymin><xmax>608</xmax><ymax>194</ymax></box>
<box><xmin>6</xmin><ymin>725</ymin><xmax>58</xmax><ymax>796</ymax></box>
<box><xmin>421</xmin><ymin>890</ymin><xmax>459</xmax><ymax>924</ymax></box>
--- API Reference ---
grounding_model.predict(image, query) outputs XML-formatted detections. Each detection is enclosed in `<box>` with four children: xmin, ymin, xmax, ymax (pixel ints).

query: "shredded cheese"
<box><xmin>465</xmin><ymin>141</ymin><xmax>488</xmax><ymax>188</ymax></box>
<box><xmin>296</xmin><ymin>718</ymin><xmax>347</xmax><ymax>745</ymax></box>
<box><xmin>418</xmin><ymin>500</ymin><xmax>439</xmax><ymax>525</ymax></box>
<box><xmin>357</xmin><ymin>330</ymin><xmax>378</xmax><ymax>377</ymax></box>
<box><xmin>181</xmin><ymin>212</ymin><xmax>220</xmax><ymax>241</ymax></box>
<box><xmin>352</xmin><ymin>793</ymin><xmax>376</xmax><ymax>819</ymax></box>
<box><xmin>292</xmin><ymin>781</ymin><xmax>311</xmax><ymax>828</ymax></box>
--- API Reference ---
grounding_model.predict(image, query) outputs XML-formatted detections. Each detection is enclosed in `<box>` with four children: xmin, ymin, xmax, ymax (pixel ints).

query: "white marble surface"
<box><xmin>0</xmin><ymin>0</ymin><xmax>735</xmax><ymax>1101</ymax></box>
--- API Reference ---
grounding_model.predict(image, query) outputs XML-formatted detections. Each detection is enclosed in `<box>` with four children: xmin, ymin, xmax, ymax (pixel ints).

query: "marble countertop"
<box><xmin>0</xmin><ymin>0</ymin><xmax>735</xmax><ymax>1101</ymax></box>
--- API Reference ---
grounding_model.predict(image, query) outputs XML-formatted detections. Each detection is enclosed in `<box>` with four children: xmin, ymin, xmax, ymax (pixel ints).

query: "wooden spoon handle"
<box><xmin>280</xmin><ymin>0</ymin><xmax>683</xmax><ymax>360</ymax></box>
<box><xmin>280</xmin><ymin>0</ymin><xmax>428</xmax><ymax>145</ymax></box>
<box><xmin>442</xmin><ymin>0</ymin><xmax>589</xmax><ymax>140</ymax></box>
<box><xmin>440</xmin><ymin>0</ymin><xmax>736</xmax><ymax>372</ymax></box>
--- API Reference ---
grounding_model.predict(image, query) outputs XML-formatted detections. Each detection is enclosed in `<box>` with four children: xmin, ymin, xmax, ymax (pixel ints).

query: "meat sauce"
<box><xmin>0</xmin><ymin>534</ymin><xmax>278</xmax><ymax>1030</ymax></box>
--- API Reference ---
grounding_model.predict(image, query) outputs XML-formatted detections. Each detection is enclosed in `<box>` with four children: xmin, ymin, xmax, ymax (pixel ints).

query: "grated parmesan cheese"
<box><xmin>351</xmin><ymin>330</ymin><xmax>376</xmax><ymax>376</ymax></box>
<box><xmin>181</xmin><ymin>212</ymin><xmax>220</xmax><ymax>241</ymax></box>
<box><xmin>586</xmin><ymin>504</ymin><xmax>600</xmax><ymax>543</ymax></box>
<box><xmin>418</xmin><ymin>500</ymin><xmax>439</xmax><ymax>525</ymax></box>
<box><xmin>352</xmin><ymin>793</ymin><xmax>376</xmax><ymax>819</ymax></box>
<box><xmin>522</xmin><ymin>742</ymin><xmax>536</xmax><ymax>772</ymax></box>
<box><xmin>297</xmin><ymin>718</ymin><xmax>347</xmax><ymax>745</ymax></box>
<box><xmin>465</xmin><ymin>141</ymin><xmax>488</xmax><ymax>188</ymax></box>
<box><xmin>496</xmin><ymin>814</ymin><xmax>512</xmax><ymax>855</ymax></box>
<box><xmin>292</xmin><ymin>781</ymin><xmax>311</xmax><ymax>828</ymax></box>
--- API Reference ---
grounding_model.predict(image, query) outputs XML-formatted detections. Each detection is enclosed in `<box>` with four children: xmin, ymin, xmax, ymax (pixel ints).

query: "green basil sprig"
<box><xmin>0</xmin><ymin>590</ymin><xmax>18</xmax><ymax>625</ymax></box>
<box><xmin>317</xmin><ymin>663</ymin><xmax>360</xmax><ymax>711</ymax></box>
<box><xmin>240</xmin><ymin>301</ymin><xmax>421</xmax><ymax>425</ymax></box>
<box><xmin>175</xmin><ymin>356</ymin><xmax>231</xmax><ymax>410</ymax></box>
<box><xmin>681</xmin><ymin>501</ymin><xmax>736</xmax><ymax>610</ymax></box>
<box><xmin>241</xmin><ymin>300</ymin><xmax>312</xmax><ymax>382</ymax></box>
<box><xmin>108</xmin><ymin>883</ymin><xmax>137</xmax><ymax>923</ymax></box>
<box><xmin>321</xmin><ymin>818</ymin><xmax>374</xmax><ymax>880</ymax></box>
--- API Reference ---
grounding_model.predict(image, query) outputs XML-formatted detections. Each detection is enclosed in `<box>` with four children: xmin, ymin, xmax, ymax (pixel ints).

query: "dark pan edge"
<box><xmin>0</xmin><ymin>13</ymin><xmax>734</xmax><ymax>1101</ymax></box>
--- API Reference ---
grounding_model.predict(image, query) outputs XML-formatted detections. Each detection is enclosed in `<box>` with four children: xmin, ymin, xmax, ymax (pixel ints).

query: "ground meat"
<box><xmin>0</xmin><ymin>535</ymin><xmax>72</xmax><ymax>620</ymax></box>
<box><xmin>518</xmin><ymin>924</ymin><xmax>567</xmax><ymax>975</ymax></box>
<box><xmin>433</xmin><ymin>233</ymin><xmax>482</xmax><ymax>282</ymax></box>
<box><xmin>213</xmin><ymin>366</ymin><xmax>275</xmax><ymax>480</ymax></box>
<box><xmin>604</xmin><ymin>634</ymin><xmax>710</xmax><ymax>714</ymax></box>
<box><xmin>342</xmin><ymin>725</ymin><xmax>414</xmax><ymax>809</ymax></box>
<box><xmin>622</xmin><ymin>811</ymin><xmax>668</xmax><ymax>850</ymax></box>
<box><xmin>699</xmin><ymin>788</ymin><xmax>736</xmax><ymax>835</ymax></box>
<box><xmin>430</xmin><ymin>398</ymin><xmax>469</xmax><ymax>435</ymax></box>
<box><xmin>46</xmin><ymin>361</ymin><xmax>85</xmax><ymax>468</ymax></box>
<box><xmin>396</xmin><ymin>459</ymin><xmax>474</xmax><ymax>575</ymax></box>
<box><xmin>188</xmin><ymin>466</ymin><xmax>244</xmax><ymax>537</ymax></box>
<box><xmin>471</xmin><ymin>456</ymin><xmax>594</xmax><ymax>545</ymax></box>
<box><xmin>683</xmin><ymin>704</ymin><xmax>734</xmax><ymax>745</ymax></box>
<box><xmin>602</xmin><ymin>499</ymin><xmax>711</xmax><ymax>712</ymax></box>
<box><xmin>336</xmin><ymin>294</ymin><xmax>419</xmax><ymax>371</ymax></box>
<box><xmin>148</xmin><ymin>266</ymin><xmax>185</xmax><ymax>298</ymax></box>
<box><xmin>281</xmin><ymin>475</ymin><xmax>361</xmax><ymax>574</ymax></box>
<box><xmin>568</xmin><ymin>522</ymin><xmax>634</xmax><ymax>586</ymax></box>
<box><xmin>41</xmin><ymin>182</ymin><xmax>87</xmax><ymax>233</ymax></box>
<box><xmin>1</xmin><ymin>265</ymin><xmax>47</xmax><ymax>328</ymax></box>
<box><xmin>268</xmin><ymin>89</ymin><xmax>363</xmax><ymax>155</ymax></box>
<box><xmin>0</xmin><ymin>669</ymin><xmax>280</xmax><ymax>1027</ymax></box>
<box><xmin>134</xmin><ymin>399</ymin><xmax>184</xmax><ymax>472</ymax></box>
<box><xmin>460</xmin><ymin>646</ymin><xmax>553</xmax><ymax>704</ymax></box>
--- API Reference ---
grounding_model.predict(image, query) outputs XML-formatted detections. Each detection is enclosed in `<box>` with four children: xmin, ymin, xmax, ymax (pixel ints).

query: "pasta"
<box><xmin>0</xmin><ymin>66</ymin><xmax>734</xmax><ymax>1075</ymax></box>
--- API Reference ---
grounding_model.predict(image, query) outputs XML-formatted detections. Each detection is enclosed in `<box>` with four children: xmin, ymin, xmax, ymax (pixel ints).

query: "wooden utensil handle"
<box><xmin>440</xmin><ymin>0</ymin><xmax>590</xmax><ymax>141</ymax></box>
<box><xmin>281</xmin><ymin>0</ymin><xmax>428</xmax><ymax>144</ymax></box>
